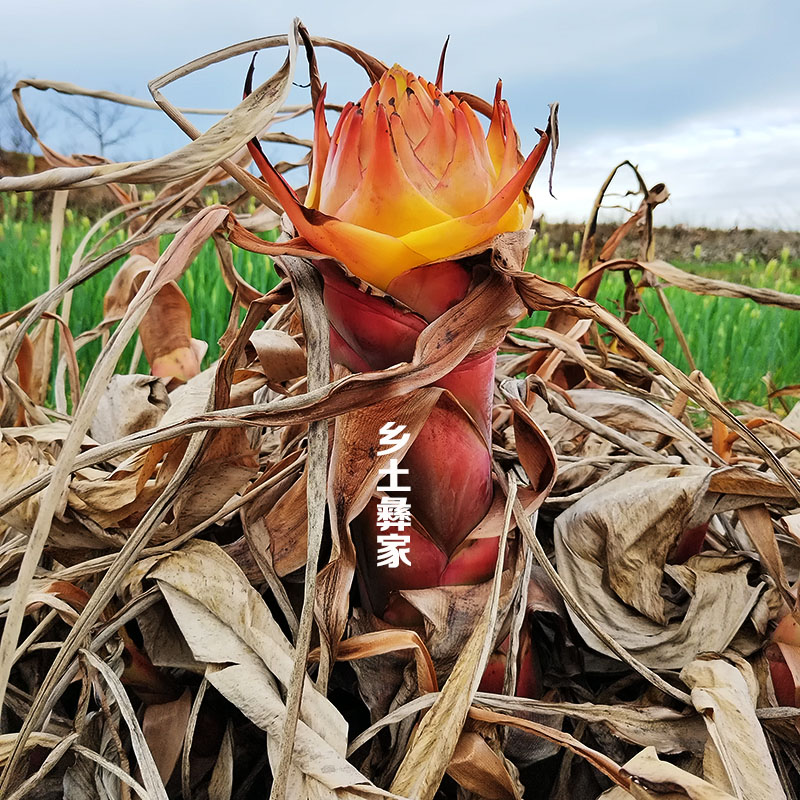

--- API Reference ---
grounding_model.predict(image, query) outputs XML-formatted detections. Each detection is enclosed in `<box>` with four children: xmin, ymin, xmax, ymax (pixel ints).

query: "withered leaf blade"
<box><xmin>554</xmin><ymin>464</ymin><xmax>780</xmax><ymax>667</ymax></box>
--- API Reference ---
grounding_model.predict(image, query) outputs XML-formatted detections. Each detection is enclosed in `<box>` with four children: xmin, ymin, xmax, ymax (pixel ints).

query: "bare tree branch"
<box><xmin>57</xmin><ymin>95</ymin><xmax>139</xmax><ymax>158</ymax></box>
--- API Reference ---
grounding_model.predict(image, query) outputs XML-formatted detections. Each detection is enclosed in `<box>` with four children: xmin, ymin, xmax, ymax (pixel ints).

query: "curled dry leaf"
<box><xmin>680</xmin><ymin>657</ymin><xmax>785</xmax><ymax>800</ymax></box>
<box><xmin>0</xmin><ymin>436</ymin><xmax>52</xmax><ymax>535</ymax></box>
<box><xmin>90</xmin><ymin>374</ymin><xmax>170</xmax><ymax>445</ymax></box>
<box><xmin>476</xmin><ymin>693</ymin><xmax>707</xmax><ymax>756</ymax></box>
<box><xmin>601</xmin><ymin>747</ymin><xmax>738</xmax><ymax>800</ymax></box>
<box><xmin>246</xmin><ymin>329</ymin><xmax>307</xmax><ymax>383</ymax></box>
<box><xmin>0</xmin><ymin>325</ymin><xmax>33</xmax><ymax>427</ymax></box>
<box><xmin>147</xmin><ymin>540</ymin><xmax>397</xmax><ymax>799</ymax></box>
<box><xmin>104</xmin><ymin>255</ymin><xmax>203</xmax><ymax>386</ymax></box>
<box><xmin>148</xmin><ymin>540</ymin><xmax>346</xmax><ymax>747</ymax></box>
<box><xmin>141</xmin><ymin>688</ymin><xmax>193</xmax><ymax>786</ymax></box>
<box><xmin>447</xmin><ymin>730</ymin><xmax>521</xmax><ymax>800</ymax></box>
<box><xmin>0</xmin><ymin>435</ymin><xmax>109</xmax><ymax>550</ymax></box>
<box><xmin>555</xmin><ymin>463</ymin><xmax>784</xmax><ymax>667</ymax></box>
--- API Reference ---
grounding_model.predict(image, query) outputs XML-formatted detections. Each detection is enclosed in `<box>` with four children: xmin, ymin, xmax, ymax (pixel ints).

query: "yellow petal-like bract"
<box><xmin>251</xmin><ymin>65</ymin><xmax>548</xmax><ymax>289</ymax></box>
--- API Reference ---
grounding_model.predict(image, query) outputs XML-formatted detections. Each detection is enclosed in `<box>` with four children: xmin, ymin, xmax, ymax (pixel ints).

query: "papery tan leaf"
<box><xmin>476</xmin><ymin>694</ymin><xmax>707</xmax><ymax>756</ymax></box>
<box><xmin>170</xmin><ymin>455</ymin><xmax>256</xmax><ymax>535</ymax></box>
<box><xmin>103</xmin><ymin>255</ymin><xmax>155</xmax><ymax>321</ymax></box>
<box><xmin>213</xmin><ymin>232</ymin><xmax>282</xmax><ymax>309</ymax></box>
<box><xmin>154</xmin><ymin>366</ymin><xmax>216</xmax><ymax>426</ymax></box>
<box><xmin>23</xmin><ymin>191</ymin><xmax>68</xmax><ymax>408</ymax></box>
<box><xmin>784</xmin><ymin>402</ymin><xmax>800</xmax><ymax>435</ymax></box>
<box><xmin>261</xmin><ymin>467</ymin><xmax>310</xmax><ymax>576</ymax></box>
<box><xmin>206</xmin><ymin>661</ymin><xmax>377</xmax><ymax>797</ymax></box>
<box><xmin>106</xmin><ymin>257</ymin><xmax>204</xmax><ymax>386</ymax></box>
<box><xmin>0</xmin><ymin>325</ymin><xmax>33</xmax><ymax>426</ymax></box>
<box><xmin>68</xmin><ymin>468</ymin><xmax>159</xmax><ymax>530</ymax></box>
<box><xmin>0</xmin><ymin>731</ymin><xmax>63</xmax><ymax>766</ymax></box>
<box><xmin>246</xmin><ymin>329</ymin><xmax>307</xmax><ymax>383</ymax></box>
<box><xmin>467</xmin><ymin>706</ymin><xmax>628</xmax><ymax>789</ymax></box>
<box><xmin>90</xmin><ymin>374</ymin><xmax>170</xmax><ymax>445</ymax></box>
<box><xmin>509</xmin><ymin>325</ymin><xmax>637</xmax><ymax>397</ymax></box>
<box><xmin>65</xmin><ymin>723</ymin><xmax>124</xmax><ymax>800</ymax></box>
<box><xmin>82</xmin><ymin>649</ymin><xmax>169</xmax><ymax>800</ymax></box>
<box><xmin>399</xmin><ymin>566</ymin><xmax>517</xmax><ymax>672</ymax></box>
<box><xmin>554</xmin><ymin>464</ymin><xmax>781</xmax><ymax>667</ymax></box>
<box><xmin>25</xmin><ymin>580</ymin><xmax>97</xmax><ymax>626</ymax></box>
<box><xmin>564</xmin><ymin>388</ymin><xmax>714</xmax><ymax>460</ymax></box>
<box><xmin>208</xmin><ymin>720</ymin><xmax>234</xmax><ymax>800</ymax></box>
<box><xmin>110</xmin><ymin>363</ymin><xmax>259</xmax><ymax>533</ymax></box>
<box><xmin>0</xmin><ymin>422</ymin><xmax>94</xmax><ymax>447</ymax></box>
<box><xmin>681</xmin><ymin>657</ymin><xmax>786</xmax><ymax>800</ymax></box>
<box><xmin>503</xmin><ymin>380</ymin><xmax>558</xmax><ymax>510</ymax></box>
<box><xmin>707</xmin><ymin>467</ymin><xmax>795</xmax><ymax>500</ymax></box>
<box><xmin>133</xmin><ymin>598</ymin><xmax>201</xmax><ymax>672</ymax></box>
<box><xmin>601</xmin><ymin>747</ymin><xmax>737</xmax><ymax>799</ymax></box>
<box><xmin>0</xmin><ymin>436</ymin><xmax>115</xmax><ymax>550</ymax></box>
<box><xmin>310</xmin><ymin>630</ymin><xmax>438</xmax><ymax>694</ymax></box>
<box><xmin>128</xmin><ymin>273</ymin><xmax>202</xmax><ymax>385</ymax></box>
<box><xmin>0</xmin><ymin>436</ymin><xmax>51</xmax><ymax>533</ymax></box>
<box><xmin>738</xmin><ymin>504</ymin><xmax>793</xmax><ymax>604</ymax></box>
<box><xmin>596</xmin><ymin>258</ymin><xmax>800</xmax><ymax>311</ymax></box>
<box><xmin>149</xmin><ymin>540</ymin><xmax>346</xmax><ymax>751</ymax></box>
<box><xmin>27</xmin><ymin>321</ymin><xmax>55</xmax><ymax>408</ymax></box>
<box><xmin>166</xmin><ymin>369</ymin><xmax>260</xmax><ymax>534</ymax></box>
<box><xmin>149</xmin><ymin>542</ymin><xmax>398</xmax><ymax>799</ymax></box>
<box><xmin>447</xmin><ymin>730</ymin><xmax>520</xmax><ymax>800</ymax></box>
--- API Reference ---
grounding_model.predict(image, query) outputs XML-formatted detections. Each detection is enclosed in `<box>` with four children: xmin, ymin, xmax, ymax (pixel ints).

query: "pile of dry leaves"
<box><xmin>1</xmin><ymin>21</ymin><xmax>800</xmax><ymax>800</ymax></box>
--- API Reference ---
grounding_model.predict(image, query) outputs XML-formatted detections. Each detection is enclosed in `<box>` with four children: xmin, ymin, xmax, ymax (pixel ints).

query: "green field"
<box><xmin>1</xmin><ymin>191</ymin><xmax>798</xmax><ymax>406</ymax></box>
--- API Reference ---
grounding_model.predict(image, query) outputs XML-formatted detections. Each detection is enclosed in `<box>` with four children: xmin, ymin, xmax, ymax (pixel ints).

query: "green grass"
<box><xmin>1</xmin><ymin>191</ymin><xmax>798</xmax><ymax>407</ymax></box>
<box><xmin>0</xmin><ymin>192</ymin><xmax>280</xmax><ymax>388</ymax></box>
<box><xmin>520</xmin><ymin>236</ymin><xmax>800</xmax><ymax>404</ymax></box>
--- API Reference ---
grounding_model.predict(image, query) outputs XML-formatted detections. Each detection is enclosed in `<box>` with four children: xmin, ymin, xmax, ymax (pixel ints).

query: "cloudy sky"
<box><xmin>2</xmin><ymin>0</ymin><xmax>798</xmax><ymax>228</ymax></box>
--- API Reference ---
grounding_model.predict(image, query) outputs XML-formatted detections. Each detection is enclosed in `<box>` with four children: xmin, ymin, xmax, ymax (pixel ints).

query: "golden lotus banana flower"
<box><xmin>249</xmin><ymin>65</ymin><xmax>549</xmax><ymax>289</ymax></box>
<box><xmin>245</xmin><ymin>57</ymin><xmax>555</xmax><ymax>700</ymax></box>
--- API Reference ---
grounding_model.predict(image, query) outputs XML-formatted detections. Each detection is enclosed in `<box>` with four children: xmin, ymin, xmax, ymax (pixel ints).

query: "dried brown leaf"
<box><xmin>141</xmin><ymin>688</ymin><xmax>192</xmax><ymax>786</ymax></box>
<box><xmin>602</xmin><ymin>747</ymin><xmax>737</xmax><ymax>799</ymax></box>
<box><xmin>681</xmin><ymin>657</ymin><xmax>786</xmax><ymax>800</ymax></box>
<box><xmin>447</xmin><ymin>730</ymin><xmax>520</xmax><ymax>800</ymax></box>
<box><xmin>554</xmin><ymin>464</ymin><xmax>781</xmax><ymax>667</ymax></box>
<box><xmin>90</xmin><ymin>374</ymin><xmax>170</xmax><ymax>445</ymax></box>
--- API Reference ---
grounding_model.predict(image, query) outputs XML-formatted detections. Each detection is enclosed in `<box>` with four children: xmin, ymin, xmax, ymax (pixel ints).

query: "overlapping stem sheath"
<box><xmin>319</xmin><ymin>259</ymin><xmax>501</xmax><ymax>625</ymax></box>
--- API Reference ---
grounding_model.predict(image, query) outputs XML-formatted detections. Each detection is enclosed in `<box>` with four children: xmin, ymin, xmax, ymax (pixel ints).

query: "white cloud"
<box><xmin>535</xmin><ymin>102</ymin><xmax>800</xmax><ymax>229</ymax></box>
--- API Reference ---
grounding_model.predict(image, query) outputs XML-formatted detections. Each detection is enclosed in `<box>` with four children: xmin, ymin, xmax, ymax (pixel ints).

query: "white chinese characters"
<box><xmin>376</xmin><ymin>421</ymin><xmax>412</xmax><ymax>568</ymax></box>
<box><xmin>376</xmin><ymin>421</ymin><xmax>410</xmax><ymax>455</ymax></box>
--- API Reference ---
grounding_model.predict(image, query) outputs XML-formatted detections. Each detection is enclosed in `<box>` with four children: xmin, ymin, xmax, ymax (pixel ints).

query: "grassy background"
<box><xmin>1</xmin><ymin>191</ymin><xmax>798</xmax><ymax>406</ymax></box>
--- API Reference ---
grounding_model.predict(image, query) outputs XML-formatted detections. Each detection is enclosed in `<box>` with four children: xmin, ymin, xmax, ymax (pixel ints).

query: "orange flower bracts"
<box><xmin>250</xmin><ymin>65</ymin><xmax>549</xmax><ymax>289</ymax></box>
